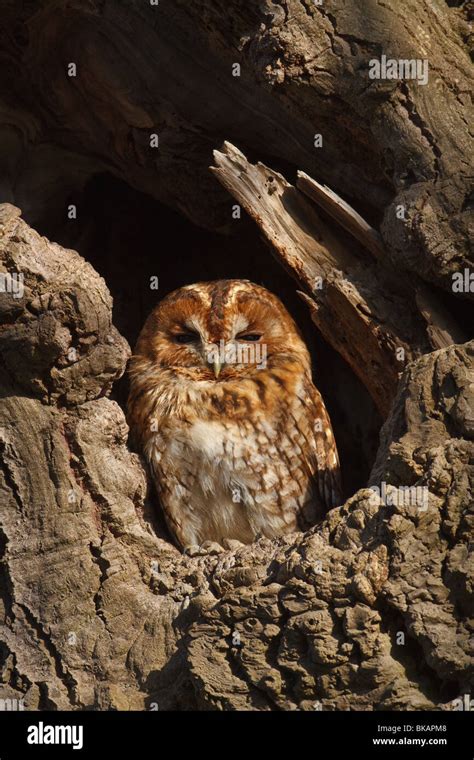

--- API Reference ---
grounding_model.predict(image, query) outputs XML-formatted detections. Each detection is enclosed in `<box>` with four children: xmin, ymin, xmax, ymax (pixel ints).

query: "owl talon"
<box><xmin>222</xmin><ymin>538</ymin><xmax>245</xmax><ymax>551</ymax></box>
<box><xmin>183</xmin><ymin>541</ymin><xmax>224</xmax><ymax>556</ymax></box>
<box><xmin>200</xmin><ymin>540</ymin><xmax>225</xmax><ymax>555</ymax></box>
<box><xmin>183</xmin><ymin>544</ymin><xmax>201</xmax><ymax>557</ymax></box>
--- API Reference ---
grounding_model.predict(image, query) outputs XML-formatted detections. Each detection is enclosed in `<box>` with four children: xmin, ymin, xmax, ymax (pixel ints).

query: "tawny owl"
<box><xmin>127</xmin><ymin>280</ymin><xmax>341</xmax><ymax>550</ymax></box>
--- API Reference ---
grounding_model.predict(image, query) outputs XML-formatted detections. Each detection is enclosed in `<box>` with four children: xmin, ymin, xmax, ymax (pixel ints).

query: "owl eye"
<box><xmin>237</xmin><ymin>333</ymin><xmax>262</xmax><ymax>342</ymax></box>
<box><xmin>174</xmin><ymin>331</ymin><xmax>199</xmax><ymax>344</ymax></box>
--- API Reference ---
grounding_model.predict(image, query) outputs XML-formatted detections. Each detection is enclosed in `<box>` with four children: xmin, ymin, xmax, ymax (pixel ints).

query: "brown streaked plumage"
<box><xmin>127</xmin><ymin>279</ymin><xmax>341</xmax><ymax>550</ymax></box>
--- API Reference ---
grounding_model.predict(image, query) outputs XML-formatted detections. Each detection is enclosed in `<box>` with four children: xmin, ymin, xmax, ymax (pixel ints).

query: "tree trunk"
<box><xmin>0</xmin><ymin>0</ymin><xmax>472</xmax><ymax>711</ymax></box>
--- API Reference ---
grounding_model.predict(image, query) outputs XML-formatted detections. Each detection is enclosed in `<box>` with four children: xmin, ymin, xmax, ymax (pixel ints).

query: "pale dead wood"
<box><xmin>297</xmin><ymin>170</ymin><xmax>385</xmax><ymax>261</ymax></box>
<box><xmin>296</xmin><ymin>170</ymin><xmax>465</xmax><ymax>350</ymax></box>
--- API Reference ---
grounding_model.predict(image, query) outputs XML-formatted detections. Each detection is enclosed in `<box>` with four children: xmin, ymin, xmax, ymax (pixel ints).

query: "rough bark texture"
<box><xmin>1</xmin><ymin>0</ymin><xmax>472</xmax><ymax>292</ymax></box>
<box><xmin>0</xmin><ymin>0</ymin><xmax>472</xmax><ymax>712</ymax></box>
<box><xmin>0</xmin><ymin>204</ymin><xmax>472</xmax><ymax>710</ymax></box>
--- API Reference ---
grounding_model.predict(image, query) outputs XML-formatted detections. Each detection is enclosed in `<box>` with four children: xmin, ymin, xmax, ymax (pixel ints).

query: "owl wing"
<box><xmin>299</xmin><ymin>379</ymin><xmax>342</xmax><ymax>516</ymax></box>
<box><xmin>234</xmin><ymin>376</ymin><xmax>342</xmax><ymax>535</ymax></box>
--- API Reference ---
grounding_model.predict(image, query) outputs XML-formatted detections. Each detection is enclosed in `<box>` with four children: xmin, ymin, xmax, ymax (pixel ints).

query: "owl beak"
<box><xmin>213</xmin><ymin>358</ymin><xmax>222</xmax><ymax>378</ymax></box>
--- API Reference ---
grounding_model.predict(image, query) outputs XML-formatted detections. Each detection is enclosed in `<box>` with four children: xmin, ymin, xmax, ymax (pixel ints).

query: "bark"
<box><xmin>0</xmin><ymin>0</ymin><xmax>472</xmax><ymax>712</ymax></box>
<box><xmin>1</xmin><ymin>0</ymin><xmax>472</xmax><ymax>292</ymax></box>
<box><xmin>0</xmin><ymin>204</ymin><xmax>472</xmax><ymax>710</ymax></box>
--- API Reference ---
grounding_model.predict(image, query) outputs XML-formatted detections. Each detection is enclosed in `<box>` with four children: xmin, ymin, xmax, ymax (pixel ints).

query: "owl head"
<box><xmin>129</xmin><ymin>279</ymin><xmax>310</xmax><ymax>383</ymax></box>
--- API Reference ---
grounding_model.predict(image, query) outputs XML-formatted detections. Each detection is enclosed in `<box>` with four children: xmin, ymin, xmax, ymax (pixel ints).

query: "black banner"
<box><xmin>0</xmin><ymin>710</ymin><xmax>471</xmax><ymax>758</ymax></box>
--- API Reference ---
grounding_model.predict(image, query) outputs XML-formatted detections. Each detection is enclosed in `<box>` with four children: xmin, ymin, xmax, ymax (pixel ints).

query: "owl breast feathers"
<box><xmin>127</xmin><ymin>279</ymin><xmax>341</xmax><ymax>550</ymax></box>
